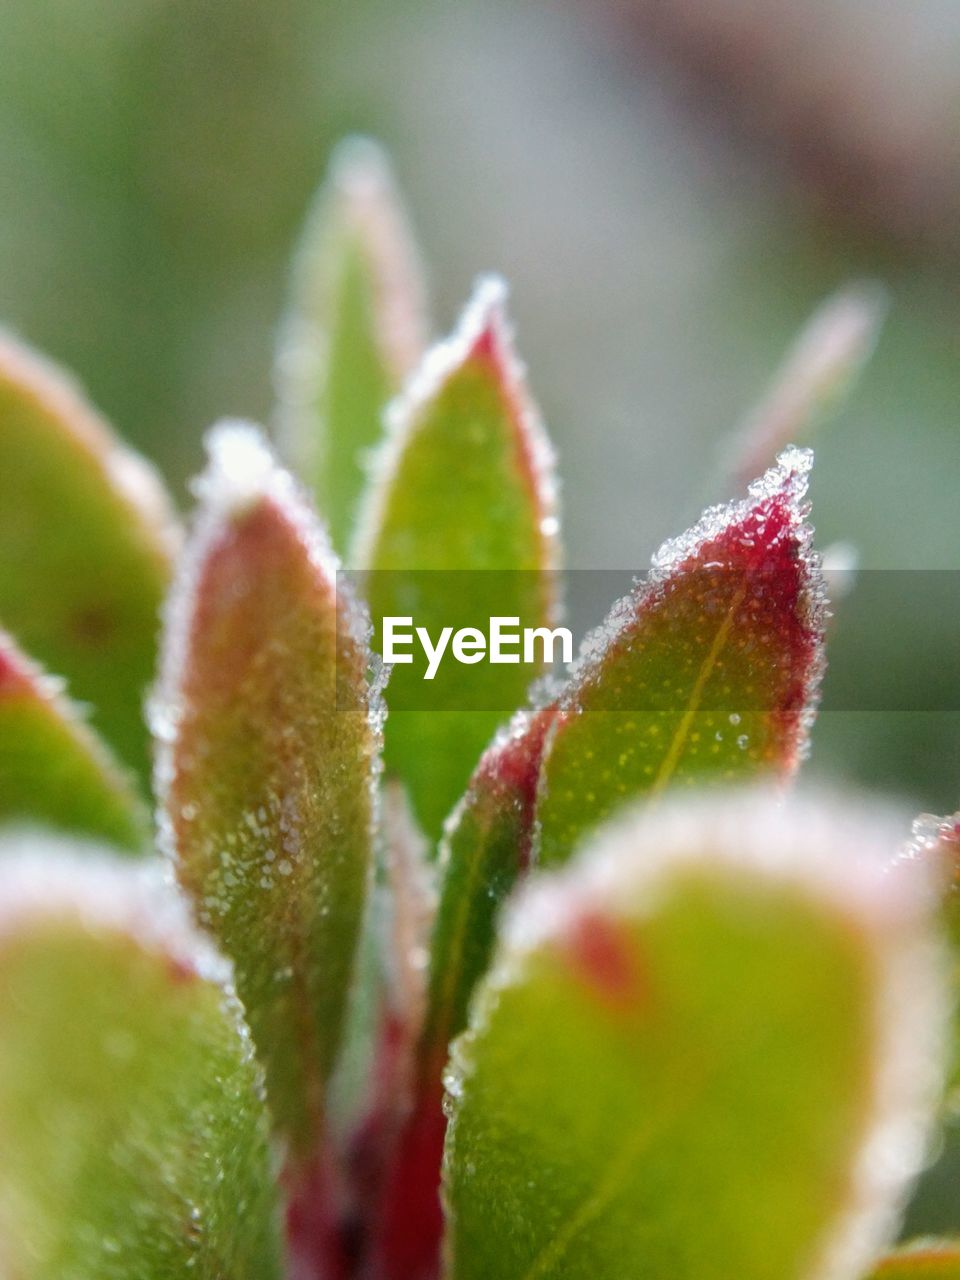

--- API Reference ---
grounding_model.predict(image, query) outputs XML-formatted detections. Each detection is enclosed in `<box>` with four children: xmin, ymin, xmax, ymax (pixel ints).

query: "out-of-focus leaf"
<box><xmin>0</xmin><ymin>847</ymin><xmax>282</xmax><ymax>1280</ymax></box>
<box><xmin>0</xmin><ymin>332</ymin><xmax>179</xmax><ymax>785</ymax></box>
<box><xmin>0</xmin><ymin>629</ymin><xmax>148</xmax><ymax>850</ymax></box>
<box><xmin>902</xmin><ymin>812</ymin><xmax>960</xmax><ymax>1097</ymax></box>
<box><xmin>729</xmin><ymin>281</ymin><xmax>888</xmax><ymax>488</ymax></box>
<box><xmin>906</xmin><ymin>812</ymin><xmax>960</xmax><ymax>937</ymax></box>
<box><xmin>153</xmin><ymin>423</ymin><xmax>381</xmax><ymax>1159</ymax></box>
<box><xmin>357</xmin><ymin>278</ymin><xmax>560</xmax><ymax>843</ymax></box>
<box><xmin>444</xmin><ymin>791</ymin><xmax>946</xmax><ymax>1280</ymax></box>
<box><xmin>276</xmin><ymin>137</ymin><xmax>427</xmax><ymax>553</ymax></box>
<box><xmin>536</xmin><ymin>446</ymin><xmax>824</xmax><ymax>867</ymax></box>
<box><xmin>867</xmin><ymin>1243</ymin><xmax>960</xmax><ymax>1278</ymax></box>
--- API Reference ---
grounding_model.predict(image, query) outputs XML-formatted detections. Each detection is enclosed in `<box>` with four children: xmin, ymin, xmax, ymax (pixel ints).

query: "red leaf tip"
<box><xmin>0</xmin><ymin>629</ymin><xmax>71</xmax><ymax>709</ymax></box>
<box><xmin>187</xmin><ymin>420</ymin><xmax>345</xmax><ymax>598</ymax></box>
<box><xmin>652</xmin><ymin>444</ymin><xmax>815</xmax><ymax>577</ymax></box>
<box><xmin>471</xmin><ymin>706</ymin><xmax>556</xmax><ymax>816</ymax></box>
<box><xmin>568</xmin><ymin>446</ymin><xmax>824</xmax><ymax>702</ymax></box>
<box><xmin>152</xmin><ymin>420</ymin><xmax>382</xmax><ymax>817</ymax></box>
<box><xmin>355</xmin><ymin>275</ymin><xmax>560</xmax><ymax>580</ymax></box>
<box><xmin>0</xmin><ymin>632</ymin><xmax>31</xmax><ymax>695</ymax></box>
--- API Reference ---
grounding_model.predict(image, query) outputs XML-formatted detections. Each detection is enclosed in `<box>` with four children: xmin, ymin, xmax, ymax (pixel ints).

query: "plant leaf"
<box><xmin>536</xmin><ymin>446</ymin><xmax>824</xmax><ymax>867</ymax></box>
<box><xmin>866</xmin><ymin>1243</ymin><xmax>960</xmax><ymax>1278</ymax></box>
<box><xmin>357</xmin><ymin>278</ymin><xmax>560</xmax><ymax>842</ymax></box>
<box><xmin>366</xmin><ymin>449</ymin><xmax>825</xmax><ymax>1276</ymax></box>
<box><xmin>902</xmin><ymin>813</ymin><xmax>960</xmax><ymax>1098</ymax></box>
<box><xmin>729</xmin><ymin>282</ymin><xmax>888</xmax><ymax>488</ymax></box>
<box><xmin>420</xmin><ymin>705</ymin><xmax>554</xmax><ymax>1075</ymax></box>
<box><xmin>0</xmin><ymin>846</ymin><xmax>282</xmax><ymax>1280</ymax></box>
<box><xmin>0</xmin><ymin>629</ymin><xmax>148</xmax><ymax>850</ymax></box>
<box><xmin>443</xmin><ymin>790</ymin><xmax>947</xmax><ymax>1280</ymax></box>
<box><xmin>364</xmin><ymin>707</ymin><xmax>554</xmax><ymax>1280</ymax></box>
<box><xmin>153</xmin><ymin>423</ymin><xmax>381</xmax><ymax>1157</ymax></box>
<box><xmin>276</xmin><ymin>137</ymin><xmax>427</xmax><ymax>553</ymax></box>
<box><xmin>0</xmin><ymin>331</ymin><xmax>179</xmax><ymax>785</ymax></box>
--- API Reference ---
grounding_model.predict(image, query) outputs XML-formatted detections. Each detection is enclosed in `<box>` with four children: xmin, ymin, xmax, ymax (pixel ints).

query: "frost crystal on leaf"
<box><xmin>534</xmin><ymin>448</ymin><xmax>827</xmax><ymax>866</ymax></box>
<box><xmin>152</xmin><ymin>421</ymin><xmax>382</xmax><ymax>1158</ymax></box>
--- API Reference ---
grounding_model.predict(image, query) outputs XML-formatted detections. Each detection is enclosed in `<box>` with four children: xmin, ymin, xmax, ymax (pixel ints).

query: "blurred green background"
<box><xmin>0</xmin><ymin>0</ymin><xmax>958</xmax><ymax>809</ymax></box>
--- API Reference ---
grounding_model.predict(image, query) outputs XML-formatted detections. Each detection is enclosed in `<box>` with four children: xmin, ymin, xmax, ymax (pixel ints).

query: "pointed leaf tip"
<box><xmin>0</xmin><ymin>629</ymin><xmax>147</xmax><ymax>850</ymax></box>
<box><xmin>536</xmin><ymin>447</ymin><xmax>824</xmax><ymax>866</ymax></box>
<box><xmin>0</xmin><ymin>331</ymin><xmax>180</xmax><ymax>784</ymax></box>
<box><xmin>357</xmin><ymin>274</ymin><xmax>559</xmax><ymax>572</ymax></box>
<box><xmin>276</xmin><ymin>138</ymin><xmax>427</xmax><ymax>552</ymax></box>
<box><xmin>422</xmin><ymin>704</ymin><xmax>555</xmax><ymax>1069</ymax></box>
<box><xmin>731</xmin><ymin>282</ymin><xmax>888</xmax><ymax>487</ymax></box>
<box><xmin>154</xmin><ymin>423</ymin><xmax>381</xmax><ymax>1154</ymax></box>
<box><xmin>358</xmin><ymin>279</ymin><xmax>560</xmax><ymax>842</ymax></box>
<box><xmin>443</xmin><ymin>790</ymin><xmax>948</xmax><ymax>1280</ymax></box>
<box><xmin>0</xmin><ymin>847</ymin><xmax>281</xmax><ymax>1280</ymax></box>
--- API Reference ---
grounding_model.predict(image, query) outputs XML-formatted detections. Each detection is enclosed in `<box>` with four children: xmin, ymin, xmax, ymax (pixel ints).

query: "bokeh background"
<box><xmin>1</xmin><ymin>0</ymin><xmax>958</xmax><ymax>811</ymax></box>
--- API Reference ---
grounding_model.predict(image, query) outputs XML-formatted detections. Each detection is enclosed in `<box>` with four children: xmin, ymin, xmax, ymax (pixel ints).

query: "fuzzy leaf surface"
<box><xmin>421</xmin><ymin>706</ymin><xmax>553</xmax><ymax>1072</ymax></box>
<box><xmin>365</xmin><ymin>708</ymin><xmax>553</xmax><ymax>1280</ymax></box>
<box><xmin>0</xmin><ymin>630</ymin><xmax>147</xmax><ymax>850</ymax></box>
<box><xmin>0</xmin><ymin>851</ymin><xmax>282</xmax><ymax>1280</ymax></box>
<box><xmin>155</xmin><ymin>425</ymin><xmax>380</xmax><ymax>1153</ymax></box>
<box><xmin>444</xmin><ymin>792</ymin><xmax>945</xmax><ymax>1280</ymax></box>
<box><xmin>0</xmin><ymin>333</ymin><xmax>178</xmax><ymax>783</ymax></box>
<box><xmin>536</xmin><ymin>447</ymin><xmax>824</xmax><ymax>867</ymax></box>
<box><xmin>358</xmin><ymin>280</ymin><xmax>559</xmax><ymax>842</ymax></box>
<box><xmin>276</xmin><ymin>138</ymin><xmax>426</xmax><ymax>552</ymax></box>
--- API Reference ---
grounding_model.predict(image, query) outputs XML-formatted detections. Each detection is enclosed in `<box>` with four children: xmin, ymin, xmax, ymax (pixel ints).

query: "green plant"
<box><xmin>0</xmin><ymin>138</ymin><xmax>957</xmax><ymax>1280</ymax></box>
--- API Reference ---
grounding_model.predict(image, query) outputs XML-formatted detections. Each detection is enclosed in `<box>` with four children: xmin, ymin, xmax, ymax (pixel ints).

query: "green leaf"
<box><xmin>363</xmin><ymin>708</ymin><xmax>554</xmax><ymax>1280</ymax></box>
<box><xmin>866</xmin><ymin>1243</ymin><xmax>960</xmax><ymax>1278</ymax></box>
<box><xmin>443</xmin><ymin>790</ymin><xmax>946</xmax><ymax>1280</ymax></box>
<box><xmin>276</xmin><ymin>137</ymin><xmax>427</xmax><ymax>552</ymax></box>
<box><xmin>0</xmin><ymin>331</ymin><xmax>179</xmax><ymax>785</ymax></box>
<box><xmin>903</xmin><ymin>813</ymin><xmax>960</xmax><ymax>1098</ymax></box>
<box><xmin>536</xmin><ymin>446</ymin><xmax>824</xmax><ymax>868</ymax></box>
<box><xmin>358</xmin><ymin>279</ymin><xmax>560</xmax><ymax>842</ymax></box>
<box><xmin>0</xmin><ymin>846</ymin><xmax>282</xmax><ymax>1280</ymax></box>
<box><xmin>154</xmin><ymin>423</ymin><xmax>380</xmax><ymax>1157</ymax></box>
<box><xmin>367</xmin><ymin>448</ymin><xmax>825</xmax><ymax>1278</ymax></box>
<box><xmin>0</xmin><ymin>628</ymin><xmax>148</xmax><ymax>850</ymax></box>
<box><xmin>729</xmin><ymin>281</ymin><xmax>888</xmax><ymax>488</ymax></box>
<box><xmin>420</xmin><ymin>705</ymin><xmax>553</xmax><ymax>1076</ymax></box>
